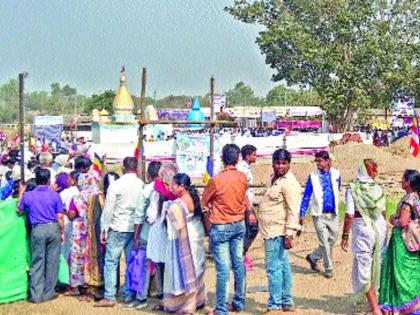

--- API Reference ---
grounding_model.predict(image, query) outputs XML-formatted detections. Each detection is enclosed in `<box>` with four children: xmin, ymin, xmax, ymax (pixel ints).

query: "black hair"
<box><xmin>222</xmin><ymin>144</ymin><xmax>240</xmax><ymax>166</ymax></box>
<box><xmin>403</xmin><ymin>169</ymin><xmax>420</xmax><ymax>192</ymax></box>
<box><xmin>5</xmin><ymin>170</ymin><xmax>13</xmax><ymax>182</ymax></box>
<box><xmin>315</xmin><ymin>150</ymin><xmax>330</xmax><ymax>160</ymax></box>
<box><xmin>103</xmin><ymin>172</ymin><xmax>120</xmax><ymax>196</ymax></box>
<box><xmin>273</xmin><ymin>149</ymin><xmax>292</xmax><ymax>163</ymax></box>
<box><xmin>74</xmin><ymin>156</ymin><xmax>85</xmax><ymax>171</ymax></box>
<box><xmin>27</xmin><ymin>158</ymin><xmax>40</xmax><ymax>170</ymax></box>
<box><xmin>35</xmin><ymin>168</ymin><xmax>51</xmax><ymax>186</ymax></box>
<box><xmin>147</xmin><ymin>161</ymin><xmax>162</xmax><ymax>181</ymax></box>
<box><xmin>241</xmin><ymin>144</ymin><xmax>257</xmax><ymax>160</ymax></box>
<box><xmin>173</xmin><ymin>173</ymin><xmax>202</xmax><ymax>218</ymax></box>
<box><xmin>123</xmin><ymin>157</ymin><xmax>138</xmax><ymax>172</ymax></box>
<box><xmin>25</xmin><ymin>178</ymin><xmax>37</xmax><ymax>192</ymax></box>
<box><xmin>69</xmin><ymin>170</ymin><xmax>81</xmax><ymax>183</ymax></box>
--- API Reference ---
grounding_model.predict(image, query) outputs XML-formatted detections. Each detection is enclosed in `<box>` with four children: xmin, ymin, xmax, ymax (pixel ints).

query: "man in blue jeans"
<box><xmin>95</xmin><ymin>157</ymin><xmax>145</xmax><ymax>307</ymax></box>
<box><xmin>256</xmin><ymin>149</ymin><xmax>302</xmax><ymax>314</ymax></box>
<box><xmin>202</xmin><ymin>144</ymin><xmax>248</xmax><ymax>315</ymax></box>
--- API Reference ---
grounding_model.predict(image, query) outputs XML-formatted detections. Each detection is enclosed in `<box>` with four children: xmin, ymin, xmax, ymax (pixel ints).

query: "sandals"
<box><xmin>63</xmin><ymin>288</ymin><xmax>80</xmax><ymax>297</ymax></box>
<box><xmin>152</xmin><ymin>304</ymin><xmax>164</xmax><ymax>311</ymax></box>
<box><xmin>79</xmin><ymin>294</ymin><xmax>92</xmax><ymax>302</ymax></box>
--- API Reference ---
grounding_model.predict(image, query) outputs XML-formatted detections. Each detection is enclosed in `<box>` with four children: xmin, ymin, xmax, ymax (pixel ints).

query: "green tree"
<box><xmin>266</xmin><ymin>85</ymin><xmax>320</xmax><ymax>106</ymax></box>
<box><xmin>225</xmin><ymin>81</ymin><xmax>262</xmax><ymax>107</ymax></box>
<box><xmin>84</xmin><ymin>90</ymin><xmax>116</xmax><ymax>114</ymax></box>
<box><xmin>0</xmin><ymin>79</ymin><xmax>19</xmax><ymax>123</ymax></box>
<box><xmin>226</xmin><ymin>0</ymin><xmax>419</xmax><ymax>131</ymax></box>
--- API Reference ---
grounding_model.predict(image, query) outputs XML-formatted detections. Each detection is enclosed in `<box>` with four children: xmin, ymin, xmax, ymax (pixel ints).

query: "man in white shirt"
<box><xmin>237</xmin><ymin>144</ymin><xmax>258</xmax><ymax>271</ymax></box>
<box><xmin>95</xmin><ymin>157</ymin><xmax>145</xmax><ymax>307</ymax></box>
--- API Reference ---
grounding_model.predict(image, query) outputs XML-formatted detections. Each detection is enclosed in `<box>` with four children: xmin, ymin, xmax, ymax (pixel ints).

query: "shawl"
<box><xmin>349</xmin><ymin>160</ymin><xmax>385</xmax><ymax>297</ymax></box>
<box><xmin>155</xmin><ymin>178</ymin><xmax>176</xmax><ymax>201</ymax></box>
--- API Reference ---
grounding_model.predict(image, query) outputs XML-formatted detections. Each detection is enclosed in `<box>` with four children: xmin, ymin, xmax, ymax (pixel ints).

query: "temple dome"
<box><xmin>113</xmin><ymin>67</ymin><xmax>134</xmax><ymax>113</ymax></box>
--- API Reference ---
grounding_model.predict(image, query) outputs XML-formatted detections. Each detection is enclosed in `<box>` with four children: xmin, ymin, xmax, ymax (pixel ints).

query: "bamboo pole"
<box><xmin>210</xmin><ymin>76</ymin><xmax>215</xmax><ymax>174</ymax></box>
<box><xmin>138</xmin><ymin>68</ymin><xmax>147</xmax><ymax>180</ymax></box>
<box><xmin>18</xmin><ymin>73</ymin><xmax>25</xmax><ymax>183</ymax></box>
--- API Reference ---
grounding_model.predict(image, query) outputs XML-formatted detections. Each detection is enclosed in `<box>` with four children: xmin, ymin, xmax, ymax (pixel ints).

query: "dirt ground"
<box><xmin>0</xmin><ymin>140</ymin><xmax>414</xmax><ymax>315</ymax></box>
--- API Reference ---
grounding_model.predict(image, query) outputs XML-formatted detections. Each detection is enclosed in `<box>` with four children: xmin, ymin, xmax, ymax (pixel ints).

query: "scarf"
<box><xmin>154</xmin><ymin>178</ymin><xmax>176</xmax><ymax>201</ymax></box>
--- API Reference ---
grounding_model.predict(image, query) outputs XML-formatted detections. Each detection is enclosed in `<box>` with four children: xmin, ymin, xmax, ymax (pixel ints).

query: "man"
<box><xmin>202</xmin><ymin>144</ymin><xmax>248</xmax><ymax>315</ymax></box>
<box><xmin>237</xmin><ymin>144</ymin><xmax>258</xmax><ymax>271</ymax></box>
<box><xmin>17</xmin><ymin>168</ymin><xmax>64</xmax><ymax>303</ymax></box>
<box><xmin>95</xmin><ymin>157</ymin><xmax>145</xmax><ymax>307</ymax></box>
<box><xmin>123</xmin><ymin>161</ymin><xmax>162</xmax><ymax>310</ymax></box>
<box><xmin>299</xmin><ymin>151</ymin><xmax>341</xmax><ymax>279</ymax></box>
<box><xmin>257</xmin><ymin>149</ymin><xmax>302</xmax><ymax>314</ymax></box>
<box><xmin>39</xmin><ymin>151</ymin><xmax>56</xmax><ymax>183</ymax></box>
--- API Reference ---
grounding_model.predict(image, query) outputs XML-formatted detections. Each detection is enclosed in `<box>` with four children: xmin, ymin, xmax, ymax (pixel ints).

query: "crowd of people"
<box><xmin>0</xmin><ymin>141</ymin><xmax>419</xmax><ymax>315</ymax></box>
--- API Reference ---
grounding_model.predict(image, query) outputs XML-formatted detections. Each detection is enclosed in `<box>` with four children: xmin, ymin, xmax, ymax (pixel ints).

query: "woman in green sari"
<box><xmin>379</xmin><ymin>169</ymin><xmax>420</xmax><ymax>314</ymax></box>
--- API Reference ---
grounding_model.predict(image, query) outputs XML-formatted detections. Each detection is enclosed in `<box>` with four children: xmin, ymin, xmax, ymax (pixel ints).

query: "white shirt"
<box><xmin>60</xmin><ymin>186</ymin><xmax>79</xmax><ymax>211</ymax></box>
<box><xmin>101</xmin><ymin>173</ymin><xmax>145</xmax><ymax>234</ymax></box>
<box><xmin>237</xmin><ymin>159</ymin><xmax>253</xmax><ymax>205</ymax></box>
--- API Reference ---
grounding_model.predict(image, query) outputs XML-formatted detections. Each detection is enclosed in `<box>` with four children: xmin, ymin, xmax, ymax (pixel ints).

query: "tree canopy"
<box><xmin>225</xmin><ymin>81</ymin><xmax>263</xmax><ymax>107</ymax></box>
<box><xmin>226</xmin><ymin>0</ymin><xmax>420</xmax><ymax>131</ymax></box>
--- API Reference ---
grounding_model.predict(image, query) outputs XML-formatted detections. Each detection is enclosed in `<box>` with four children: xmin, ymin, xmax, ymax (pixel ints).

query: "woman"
<box><xmin>147</xmin><ymin>163</ymin><xmax>178</xmax><ymax>301</ymax></box>
<box><xmin>341</xmin><ymin>160</ymin><xmax>387</xmax><ymax>315</ymax></box>
<box><xmin>161</xmin><ymin>173</ymin><xmax>206</xmax><ymax>314</ymax></box>
<box><xmin>379</xmin><ymin>170</ymin><xmax>420</xmax><ymax>314</ymax></box>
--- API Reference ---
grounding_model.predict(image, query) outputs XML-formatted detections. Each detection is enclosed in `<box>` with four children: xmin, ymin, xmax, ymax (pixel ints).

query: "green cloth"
<box><xmin>0</xmin><ymin>198</ymin><xmax>29</xmax><ymax>304</ymax></box>
<box><xmin>58</xmin><ymin>254</ymin><xmax>70</xmax><ymax>284</ymax></box>
<box><xmin>379</xmin><ymin>227</ymin><xmax>420</xmax><ymax>313</ymax></box>
<box><xmin>349</xmin><ymin>160</ymin><xmax>385</xmax><ymax>297</ymax></box>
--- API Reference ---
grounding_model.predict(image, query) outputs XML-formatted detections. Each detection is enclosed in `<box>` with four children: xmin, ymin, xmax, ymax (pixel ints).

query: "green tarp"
<box><xmin>0</xmin><ymin>198</ymin><xmax>29</xmax><ymax>304</ymax></box>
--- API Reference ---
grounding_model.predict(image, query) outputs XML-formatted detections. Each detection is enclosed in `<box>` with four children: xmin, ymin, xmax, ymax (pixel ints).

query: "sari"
<box><xmin>73</xmin><ymin>173</ymin><xmax>104</xmax><ymax>287</ymax></box>
<box><xmin>348</xmin><ymin>161</ymin><xmax>387</xmax><ymax>298</ymax></box>
<box><xmin>379</xmin><ymin>193</ymin><xmax>420</xmax><ymax>313</ymax></box>
<box><xmin>162</xmin><ymin>200</ymin><xmax>206</xmax><ymax>314</ymax></box>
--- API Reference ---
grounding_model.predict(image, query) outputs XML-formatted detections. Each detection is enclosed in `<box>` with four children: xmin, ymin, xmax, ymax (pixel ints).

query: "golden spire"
<box><xmin>113</xmin><ymin>66</ymin><xmax>134</xmax><ymax>112</ymax></box>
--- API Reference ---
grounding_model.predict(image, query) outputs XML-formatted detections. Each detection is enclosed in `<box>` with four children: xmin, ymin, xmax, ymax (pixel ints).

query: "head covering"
<box><xmin>158</xmin><ymin>162</ymin><xmax>178</xmax><ymax>186</ymax></box>
<box><xmin>55</xmin><ymin>172</ymin><xmax>69</xmax><ymax>193</ymax></box>
<box><xmin>55</xmin><ymin>154</ymin><xmax>69</xmax><ymax>167</ymax></box>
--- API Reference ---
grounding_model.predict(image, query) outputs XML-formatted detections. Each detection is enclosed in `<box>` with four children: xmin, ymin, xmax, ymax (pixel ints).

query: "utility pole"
<box><xmin>18</xmin><ymin>73</ymin><xmax>26</xmax><ymax>183</ymax></box>
<box><xmin>138</xmin><ymin>67</ymin><xmax>147</xmax><ymax>180</ymax></box>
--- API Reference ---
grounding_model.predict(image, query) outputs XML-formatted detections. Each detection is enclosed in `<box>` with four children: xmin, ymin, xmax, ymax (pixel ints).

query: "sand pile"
<box><xmin>386</xmin><ymin>136</ymin><xmax>410</xmax><ymax>157</ymax></box>
<box><xmin>330</xmin><ymin>142</ymin><xmax>395</xmax><ymax>165</ymax></box>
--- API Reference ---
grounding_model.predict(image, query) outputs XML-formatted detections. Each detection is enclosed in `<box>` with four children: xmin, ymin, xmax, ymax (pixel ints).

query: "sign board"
<box><xmin>212</xmin><ymin>95</ymin><xmax>226</xmax><ymax>112</ymax></box>
<box><xmin>32</xmin><ymin>116</ymin><xmax>63</xmax><ymax>143</ymax></box>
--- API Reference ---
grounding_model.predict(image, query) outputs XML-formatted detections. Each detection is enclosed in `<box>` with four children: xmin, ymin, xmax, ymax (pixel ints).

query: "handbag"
<box><xmin>127</xmin><ymin>248</ymin><xmax>147</xmax><ymax>295</ymax></box>
<box><xmin>401</xmin><ymin>218</ymin><xmax>420</xmax><ymax>252</ymax></box>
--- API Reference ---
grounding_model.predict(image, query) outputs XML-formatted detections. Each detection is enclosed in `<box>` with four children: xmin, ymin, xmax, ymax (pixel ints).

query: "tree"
<box><xmin>225</xmin><ymin>81</ymin><xmax>262</xmax><ymax>107</ymax></box>
<box><xmin>266</xmin><ymin>85</ymin><xmax>320</xmax><ymax>106</ymax></box>
<box><xmin>0</xmin><ymin>79</ymin><xmax>19</xmax><ymax>123</ymax></box>
<box><xmin>226</xmin><ymin>0</ymin><xmax>419</xmax><ymax>131</ymax></box>
<box><xmin>84</xmin><ymin>90</ymin><xmax>115</xmax><ymax>114</ymax></box>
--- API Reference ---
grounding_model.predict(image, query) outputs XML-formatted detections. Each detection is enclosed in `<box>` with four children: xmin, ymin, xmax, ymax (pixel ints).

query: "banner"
<box><xmin>0</xmin><ymin>199</ymin><xmax>29</xmax><ymax>303</ymax></box>
<box><xmin>32</xmin><ymin>115</ymin><xmax>64</xmax><ymax>144</ymax></box>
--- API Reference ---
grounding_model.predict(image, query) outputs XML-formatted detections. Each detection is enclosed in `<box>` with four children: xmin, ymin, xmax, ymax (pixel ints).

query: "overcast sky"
<box><xmin>0</xmin><ymin>0</ymin><xmax>278</xmax><ymax>97</ymax></box>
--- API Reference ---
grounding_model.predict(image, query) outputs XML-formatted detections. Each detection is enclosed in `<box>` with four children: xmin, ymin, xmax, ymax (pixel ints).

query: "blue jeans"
<box><xmin>210</xmin><ymin>221</ymin><xmax>246</xmax><ymax>315</ymax></box>
<box><xmin>104</xmin><ymin>229</ymin><xmax>135</xmax><ymax>301</ymax></box>
<box><xmin>264</xmin><ymin>236</ymin><xmax>293</xmax><ymax>310</ymax></box>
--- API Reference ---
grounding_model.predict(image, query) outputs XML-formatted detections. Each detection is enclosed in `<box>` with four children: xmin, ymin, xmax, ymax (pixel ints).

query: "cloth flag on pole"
<box><xmin>410</xmin><ymin>111</ymin><xmax>420</xmax><ymax>157</ymax></box>
<box><xmin>203</xmin><ymin>156</ymin><xmax>213</xmax><ymax>184</ymax></box>
<box><xmin>134</xmin><ymin>140</ymin><xmax>144</xmax><ymax>160</ymax></box>
<box><xmin>92</xmin><ymin>153</ymin><xmax>103</xmax><ymax>180</ymax></box>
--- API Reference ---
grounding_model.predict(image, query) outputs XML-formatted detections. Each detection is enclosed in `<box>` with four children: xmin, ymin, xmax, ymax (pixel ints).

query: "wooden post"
<box><xmin>138</xmin><ymin>67</ymin><xmax>147</xmax><ymax>180</ymax></box>
<box><xmin>18</xmin><ymin>73</ymin><xmax>25</xmax><ymax>183</ymax></box>
<box><xmin>210</xmin><ymin>76</ymin><xmax>215</xmax><ymax>174</ymax></box>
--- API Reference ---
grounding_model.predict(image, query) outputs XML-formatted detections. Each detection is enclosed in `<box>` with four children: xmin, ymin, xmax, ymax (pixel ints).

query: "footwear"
<box><xmin>324</xmin><ymin>270</ymin><xmax>333</xmax><ymax>279</ymax></box>
<box><xmin>134</xmin><ymin>301</ymin><xmax>148</xmax><ymax>310</ymax></box>
<box><xmin>263</xmin><ymin>309</ymin><xmax>283</xmax><ymax>315</ymax></box>
<box><xmin>244</xmin><ymin>256</ymin><xmax>254</xmax><ymax>272</ymax></box>
<box><xmin>305</xmin><ymin>255</ymin><xmax>320</xmax><ymax>273</ymax></box>
<box><xmin>282</xmin><ymin>305</ymin><xmax>296</xmax><ymax>312</ymax></box>
<box><xmin>228</xmin><ymin>303</ymin><xmax>242</xmax><ymax>312</ymax></box>
<box><xmin>121</xmin><ymin>300</ymin><xmax>147</xmax><ymax>310</ymax></box>
<box><xmin>94</xmin><ymin>299</ymin><xmax>116</xmax><ymax>307</ymax></box>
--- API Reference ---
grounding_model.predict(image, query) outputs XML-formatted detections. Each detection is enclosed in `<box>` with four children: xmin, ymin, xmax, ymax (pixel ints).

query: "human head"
<box><xmin>35</xmin><ymin>168</ymin><xmax>51</xmax><ymax>186</ymax></box>
<box><xmin>54</xmin><ymin>172</ymin><xmax>69</xmax><ymax>193</ymax></box>
<box><xmin>241</xmin><ymin>144</ymin><xmax>257</xmax><ymax>164</ymax></box>
<box><xmin>402</xmin><ymin>169</ymin><xmax>420</xmax><ymax>193</ymax></box>
<box><xmin>314</xmin><ymin>151</ymin><xmax>330</xmax><ymax>171</ymax></box>
<box><xmin>74</xmin><ymin>156</ymin><xmax>92</xmax><ymax>173</ymax></box>
<box><xmin>272</xmin><ymin>149</ymin><xmax>292</xmax><ymax>177</ymax></box>
<box><xmin>147</xmin><ymin>161</ymin><xmax>162</xmax><ymax>182</ymax></box>
<box><xmin>172</xmin><ymin>173</ymin><xmax>202</xmax><ymax>217</ymax></box>
<box><xmin>68</xmin><ymin>170</ymin><xmax>81</xmax><ymax>187</ymax></box>
<box><xmin>103</xmin><ymin>172</ymin><xmax>120</xmax><ymax>196</ymax></box>
<box><xmin>123</xmin><ymin>157</ymin><xmax>138</xmax><ymax>174</ymax></box>
<box><xmin>364</xmin><ymin>159</ymin><xmax>378</xmax><ymax>179</ymax></box>
<box><xmin>158</xmin><ymin>163</ymin><xmax>178</xmax><ymax>187</ymax></box>
<box><xmin>222</xmin><ymin>144</ymin><xmax>241</xmax><ymax>166</ymax></box>
<box><xmin>25</xmin><ymin>178</ymin><xmax>37</xmax><ymax>192</ymax></box>
<box><xmin>39</xmin><ymin>152</ymin><xmax>53</xmax><ymax>167</ymax></box>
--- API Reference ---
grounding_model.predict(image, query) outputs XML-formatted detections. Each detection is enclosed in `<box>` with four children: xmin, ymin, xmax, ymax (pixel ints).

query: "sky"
<box><xmin>0</xmin><ymin>0</ymin><xmax>277</xmax><ymax>98</ymax></box>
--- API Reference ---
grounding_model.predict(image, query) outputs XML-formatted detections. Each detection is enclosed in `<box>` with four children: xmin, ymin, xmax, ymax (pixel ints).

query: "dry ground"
<box><xmin>0</xmin><ymin>221</ymin><xmax>379</xmax><ymax>315</ymax></box>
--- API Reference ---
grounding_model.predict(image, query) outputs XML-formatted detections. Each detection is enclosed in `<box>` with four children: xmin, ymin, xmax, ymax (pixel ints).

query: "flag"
<box><xmin>203</xmin><ymin>156</ymin><xmax>213</xmax><ymax>184</ymax></box>
<box><xmin>134</xmin><ymin>140</ymin><xmax>144</xmax><ymax>160</ymax></box>
<box><xmin>93</xmin><ymin>153</ymin><xmax>103</xmax><ymax>179</ymax></box>
<box><xmin>410</xmin><ymin>111</ymin><xmax>420</xmax><ymax>157</ymax></box>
